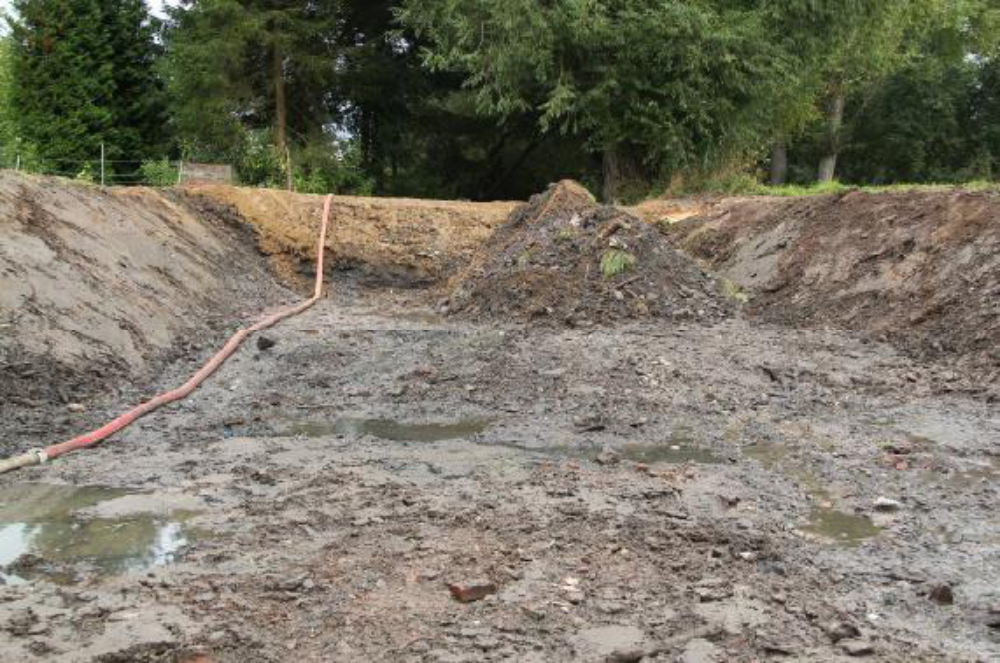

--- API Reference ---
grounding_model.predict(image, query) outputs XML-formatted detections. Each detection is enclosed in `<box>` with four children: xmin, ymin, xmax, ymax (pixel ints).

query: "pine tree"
<box><xmin>163</xmin><ymin>0</ymin><xmax>338</xmax><ymax>168</ymax></box>
<box><xmin>7</xmin><ymin>0</ymin><xmax>168</xmax><ymax>173</ymax></box>
<box><xmin>9</xmin><ymin>0</ymin><xmax>115</xmax><ymax>170</ymax></box>
<box><xmin>101</xmin><ymin>0</ymin><xmax>169</xmax><ymax>163</ymax></box>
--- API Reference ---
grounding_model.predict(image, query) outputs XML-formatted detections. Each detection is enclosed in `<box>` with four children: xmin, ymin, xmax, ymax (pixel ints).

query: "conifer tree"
<box><xmin>7</xmin><ymin>0</ymin><xmax>167</xmax><ymax>171</ymax></box>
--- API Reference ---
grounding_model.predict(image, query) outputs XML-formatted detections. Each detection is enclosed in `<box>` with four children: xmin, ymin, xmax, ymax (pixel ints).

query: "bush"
<box><xmin>140</xmin><ymin>158</ymin><xmax>179</xmax><ymax>186</ymax></box>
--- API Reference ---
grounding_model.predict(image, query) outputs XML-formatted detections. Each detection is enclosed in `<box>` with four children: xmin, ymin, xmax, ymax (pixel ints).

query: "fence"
<box><xmin>0</xmin><ymin>144</ymin><xmax>232</xmax><ymax>186</ymax></box>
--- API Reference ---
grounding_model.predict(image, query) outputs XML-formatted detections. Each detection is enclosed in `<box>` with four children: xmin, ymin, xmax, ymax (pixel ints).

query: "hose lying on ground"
<box><xmin>0</xmin><ymin>194</ymin><xmax>333</xmax><ymax>475</ymax></box>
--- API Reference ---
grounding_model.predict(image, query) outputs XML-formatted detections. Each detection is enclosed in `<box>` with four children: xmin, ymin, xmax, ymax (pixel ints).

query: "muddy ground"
<box><xmin>0</xmin><ymin>178</ymin><xmax>998</xmax><ymax>662</ymax></box>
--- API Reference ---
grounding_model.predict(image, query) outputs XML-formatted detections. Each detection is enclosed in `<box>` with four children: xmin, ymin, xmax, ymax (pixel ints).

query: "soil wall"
<box><xmin>0</xmin><ymin>173</ymin><xmax>283</xmax><ymax>407</ymax></box>
<box><xmin>665</xmin><ymin>190</ymin><xmax>1000</xmax><ymax>385</ymax></box>
<box><xmin>191</xmin><ymin>185</ymin><xmax>517</xmax><ymax>288</ymax></box>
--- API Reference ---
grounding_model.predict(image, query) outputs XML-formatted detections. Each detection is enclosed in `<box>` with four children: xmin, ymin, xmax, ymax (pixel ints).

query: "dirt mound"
<box><xmin>0</xmin><ymin>172</ymin><xmax>286</xmax><ymax>414</ymax></box>
<box><xmin>191</xmin><ymin>185</ymin><xmax>516</xmax><ymax>289</ymax></box>
<box><xmin>447</xmin><ymin>181</ymin><xmax>732</xmax><ymax>325</ymax></box>
<box><xmin>666</xmin><ymin>189</ymin><xmax>1000</xmax><ymax>384</ymax></box>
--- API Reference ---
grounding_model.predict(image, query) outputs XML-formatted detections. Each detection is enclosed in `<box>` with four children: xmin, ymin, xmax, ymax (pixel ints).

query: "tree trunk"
<box><xmin>602</xmin><ymin>145</ymin><xmax>646</xmax><ymax>203</ymax></box>
<box><xmin>272</xmin><ymin>43</ymin><xmax>288</xmax><ymax>163</ymax></box>
<box><xmin>817</xmin><ymin>92</ymin><xmax>845</xmax><ymax>183</ymax></box>
<box><xmin>602</xmin><ymin>147</ymin><xmax>622</xmax><ymax>203</ymax></box>
<box><xmin>769</xmin><ymin>138</ymin><xmax>788</xmax><ymax>186</ymax></box>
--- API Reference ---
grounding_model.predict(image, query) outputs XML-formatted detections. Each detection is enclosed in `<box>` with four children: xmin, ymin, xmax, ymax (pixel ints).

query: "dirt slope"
<box><xmin>0</xmin><ymin>173</ymin><xmax>285</xmax><ymax>412</ymax></box>
<box><xmin>665</xmin><ymin>190</ymin><xmax>1000</xmax><ymax>389</ymax></box>
<box><xmin>192</xmin><ymin>185</ymin><xmax>517</xmax><ymax>288</ymax></box>
<box><xmin>447</xmin><ymin>181</ymin><xmax>732</xmax><ymax>325</ymax></box>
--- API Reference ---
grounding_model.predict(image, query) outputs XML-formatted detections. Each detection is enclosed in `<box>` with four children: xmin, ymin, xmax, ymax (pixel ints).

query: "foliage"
<box><xmin>140</xmin><ymin>158</ymin><xmax>179</xmax><ymax>186</ymax></box>
<box><xmin>838</xmin><ymin>58</ymin><xmax>984</xmax><ymax>183</ymax></box>
<box><xmin>663</xmin><ymin>178</ymin><xmax>998</xmax><ymax>198</ymax></box>
<box><xmin>0</xmin><ymin>35</ymin><xmax>14</xmax><ymax>163</ymax></box>
<box><xmin>6</xmin><ymin>0</ymin><xmax>169</xmax><ymax>170</ymax></box>
<box><xmin>3</xmin><ymin>0</ymin><xmax>998</xmax><ymax>195</ymax></box>
<box><xmin>162</xmin><ymin>0</ymin><xmax>338</xmax><ymax>162</ymax></box>
<box><xmin>398</xmin><ymin>0</ymin><xmax>793</xmax><ymax>198</ymax></box>
<box><xmin>600</xmin><ymin>248</ymin><xmax>636</xmax><ymax>279</ymax></box>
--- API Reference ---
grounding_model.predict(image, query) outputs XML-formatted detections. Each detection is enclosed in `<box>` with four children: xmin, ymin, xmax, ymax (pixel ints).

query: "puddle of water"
<box><xmin>617</xmin><ymin>443</ymin><xmax>724</xmax><ymax>465</ymax></box>
<box><xmin>741</xmin><ymin>444</ymin><xmax>882</xmax><ymax>546</ymax></box>
<box><xmin>392</xmin><ymin>311</ymin><xmax>445</xmax><ymax>325</ymax></box>
<box><xmin>283</xmin><ymin>417</ymin><xmax>491</xmax><ymax>442</ymax></box>
<box><xmin>488</xmin><ymin>438</ymin><xmax>724</xmax><ymax>466</ymax></box>
<box><xmin>800</xmin><ymin>507</ymin><xmax>883</xmax><ymax>545</ymax></box>
<box><xmin>743</xmin><ymin>442</ymin><xmax>790</xmax><ymax>467</ymax></box>
<box><xmin>0</xmin><ymin>485</ymin><xmax>198</xmax><ymax>585</ymax></box>
<box><xmin>940</xmin><ymin>459</ymin><xmax>1000</xmax><ymax>489</ymax></box>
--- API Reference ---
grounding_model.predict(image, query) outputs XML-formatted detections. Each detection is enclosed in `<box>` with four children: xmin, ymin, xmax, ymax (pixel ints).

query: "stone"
<box><xmin>256</xmin><ymin>336</ymin><xmax>276</xmax><ymax>351</ymax></box>
<box><xmin>448</xmin><ymin>580</ymin><xmax>498</xmax><ymax>603</ymax></box>
<box><xmin>596</xmin><ymin>449</ymin><xmax>620</xmax><ymax>466</ymax></box>
<box><xmin>928</xmin><ymin>584</ymin><xmax>954</xmax><ymax>605</ymax></box>
<box><xmin>681</xmin><ymin>638</ymin><xmax>721</xmax><ymax>663</ymax></box>
<box><xmin>568</xmin><ymin>625</ymin><xmax>651</xmax><ymax>663</ymax></box>
<box><xmin>839</xmin><ymin>639</ymin><xmax>875</xmax><ymax>657</ymax></box>
<box><xmin>874</xmin><ymin>497</ymin><xmax>902</xmax><ymax>512</ymax></box>
<box><xmin>823</xmin><ymin>620</ymin><xmax>860</xmax><ymax>643</ymax></box>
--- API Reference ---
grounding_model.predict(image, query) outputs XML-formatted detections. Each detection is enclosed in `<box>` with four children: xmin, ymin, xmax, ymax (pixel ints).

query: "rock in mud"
<box><xmin>873</xmin><ymin>496</ymin><xmax>902</xmax><ymax>512</ymax></box>
<box><xmin>823</xmin><ymin>620</ymin><xmax>861</xmax><ymax>643</ymax></box>
<box><xmin>596</xmin><ymin>448</ymin><xmax>620</xmax><ymax>466</ymax></box>
<box><xmin>839</xmin><ymin>639</ymin><xmax>875</xmax><ymax>657</ymax></box>
<box><xmin>448</xmin><ymin>580</ymin><xmax>498</xmax><ymax>603</ymax></box>
<box><xmin>568</xmin><ymin>624</ymin><xmax>652</xmax><ymax>663</ymax></box>
<box><xmin>928</xmin><ymin>584</ymin><xmax>955</xmax><ymax>605</ymax></box>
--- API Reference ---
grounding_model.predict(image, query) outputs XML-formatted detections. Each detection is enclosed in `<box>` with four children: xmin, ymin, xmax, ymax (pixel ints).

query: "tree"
<box><xmin>163</xmin><ymin>0</ymin><xmax>339</xmax><ymax>176</ymax></box>
<box><xmin>773</xmin><ymin>0</ymin><xmax>1000</xmax><ymax>185</ymax></box>
<box><xmin>6</xmin><ymin>0</ymin><xmax>168</xmax><ymax>173</ymax></box>
<box><xmin>7</xmin><ymin>0</ymin><xmax>115</xmax><ymax>169</ymax></box>
<box><xmin>0</xmin><ymin>35</ymin><xmax>16</xmax><ymax>164</ymax></box>
<box><xmin>397</xmin><ymin>0</ymin><xmax>791</xmax><ymax>202</ymax></box>
<box><xmin>100</xmin><ymin>0</ymin><xmax>170</xmax><ymax>163</ymax></box>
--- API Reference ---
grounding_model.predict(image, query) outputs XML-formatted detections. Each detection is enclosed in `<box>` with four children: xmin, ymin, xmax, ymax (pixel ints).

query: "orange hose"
<box><xmin>2</xmin><ymin>194</ymin><xmax>332</xmax><ymax>471</ymax></box>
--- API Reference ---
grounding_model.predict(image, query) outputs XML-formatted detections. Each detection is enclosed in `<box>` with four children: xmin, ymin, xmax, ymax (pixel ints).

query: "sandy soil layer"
<box><xmin>1</xmin><ymin>286</ymin><xmax>997</xmax><ymax>662</ymax></box>
<box><xmin>191</xmin><ymin>185</ymin><xmax>517</xmax><ymax>289</ymax></box>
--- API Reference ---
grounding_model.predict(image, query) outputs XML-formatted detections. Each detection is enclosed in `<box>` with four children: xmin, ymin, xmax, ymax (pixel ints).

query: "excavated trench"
<box><xmin>0</xmin><ymin>173</ymin><xmax>998</xmax><ymax>662</ymax></box>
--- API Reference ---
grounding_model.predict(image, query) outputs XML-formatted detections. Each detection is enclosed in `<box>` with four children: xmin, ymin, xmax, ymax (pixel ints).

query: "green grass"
<box><xmin>751</xmin><ymin>180</ymin><xmax>998</xmax><ymax>197</ymax></box>
<box><xmin>600</xmin><ymin>248</ymin><xmax>636</xmax><ymax>278</ymax></box>
<box><xmin>667</xmin><ymin>173</ymin><xmax>998</xmax><ymax>198</ymax></box>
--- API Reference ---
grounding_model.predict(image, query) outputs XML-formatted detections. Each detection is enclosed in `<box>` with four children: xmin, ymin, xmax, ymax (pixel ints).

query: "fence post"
<box><xmin>100</xmin><ymin>143</ymin><xmax>105</xmax><ymax>186</ymax></box>
<box><xmin>176</xmin><ymin>160</ymin><xmax>184</xmax><ymax>186</ymax></box>
<box><xmin>14</xmin><ymin>154</ymin><xmax>20</xmax><ymax>172</ymax></box>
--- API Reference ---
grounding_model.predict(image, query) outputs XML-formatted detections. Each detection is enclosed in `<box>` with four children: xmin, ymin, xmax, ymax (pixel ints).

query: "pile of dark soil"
<box><xmin>447</xmin><ymin>181</ymin><xmax>732</xmax><ymax>325</ymax></box>
<box><xmin>665</xmin><ymin>189</ymin><xmax>1000</xmax><ymax>388</ymax></box>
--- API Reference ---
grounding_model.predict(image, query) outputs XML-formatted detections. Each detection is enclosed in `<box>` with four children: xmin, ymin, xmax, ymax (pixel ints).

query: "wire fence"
<box><xmin>0</xmin><ymin>149</ymin><xmax>232</xmax><ymax>186</ymax></box>
<box><xmin>0</xmin><ymin>158</ymin><xmax>178</xmax><ymax>185</ymax></box>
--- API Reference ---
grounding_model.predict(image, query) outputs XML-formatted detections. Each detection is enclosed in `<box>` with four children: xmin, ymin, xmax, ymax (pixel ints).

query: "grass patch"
<box><xmin>719</xmin><ymin>278</ymin><xmax>749</xmax><ymax>304</ymax></box>
<box><xmin>662</xmin><ymin>172</ymin><xmax>999</xmax><ymax>198</ymax></box>
<box><xmin>600</xmin><ymin>248</ymin><xmax>636</xmax><ymax>278</ymax></box>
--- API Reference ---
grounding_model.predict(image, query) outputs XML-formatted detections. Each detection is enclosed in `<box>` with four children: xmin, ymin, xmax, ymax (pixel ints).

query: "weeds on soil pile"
<box><xmin>446</xmin><ymin>180</ymin><xmax>733</xmax><ymax>326</ymax></box>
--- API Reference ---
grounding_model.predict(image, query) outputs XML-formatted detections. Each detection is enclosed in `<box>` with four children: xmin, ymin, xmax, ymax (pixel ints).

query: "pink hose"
<box><xmin>0</xmin><ymin>194</ymin><xmax>333</xmax><ymax>473</ymax></box>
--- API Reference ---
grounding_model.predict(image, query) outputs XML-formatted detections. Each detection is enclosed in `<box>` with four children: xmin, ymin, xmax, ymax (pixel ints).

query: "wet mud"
<box><xmin>2</xmin><ymin>293</ymin><xmax>997</xmax><ymax>661</ymax></box>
